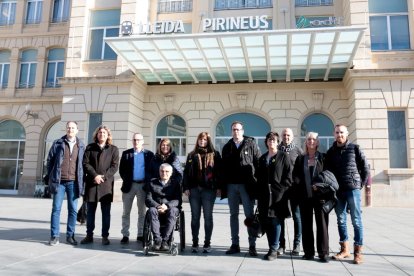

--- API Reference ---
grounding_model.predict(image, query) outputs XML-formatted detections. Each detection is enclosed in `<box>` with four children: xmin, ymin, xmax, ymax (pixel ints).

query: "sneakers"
<box><xmin>66</xmin><ymin>236</ymin><xmax>78</xmax><ymax>245</ymax></box>
<box><xmin>80</xmin><ymin>235</ymin><xmax>93</xmax><ymax>244</ymax></box>
<box><xmin>120</xmin><ymin>236</ymin><xmax>129</xmax><ymax>244</ymax></box>
<box><xmin>263</xmin><ymin>250</ymin><xmax>278</xmax><ymax>261</ymax></box>
<box><xmin>49</xmin><ymin>237</ymin><xmax>59</xmax><ymax>246</ymax></box>
<box><xmin>225</xmin><ymin>244</ymin><xmax>240</xmax><ymax>255</ymax></box>
<box><xmin>277</xmin><ymin>247</ymin><xmax>285</xmax><ymax>256</ymax></box>
<box><xmin>249</xmin><ymin>246</ymin><xmax>258</xmax><ymax>256</ymax></box>
<box><xmin>160</xmin><ymin>240</ymin><xmax>169</xmax><ymax>251</ymax></box>
<box><xmin>291</xmin><ymin>244</ymin><xmax>300</xmax><ymax>256</ymax></box>
<box><xmin>203</xmin><ymin>245</ymin><xmax>212</xmax><ymax>253</ymax></box>
<box><xmin>102</xmin><ymin>237</ymin><xmax>110</xmax><ymax>245</ymax></box>
<box><xmin>153</xmin><ymin>240</ymin><xmax>162</xmax><ymax>250</ymax></box>
<box><xmin>191</xmin><ymin>244</ymin><xmax>199</xmax><ymax>253</ymax></box>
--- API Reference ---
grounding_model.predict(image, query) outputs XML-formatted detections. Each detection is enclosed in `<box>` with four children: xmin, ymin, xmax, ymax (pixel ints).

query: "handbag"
<box><xmin>322</xmin><ymin>199</ymin><xmax>336</xmax><ymax>214</ymax></box>
<box><xmin>77</xmin><ymin>201</ymin><xmax>87</xmax><ymax>224</ymax></box>
<box><xmin>244</xmin><ymin>208</ymin><xmax>263</xmax><ymax>238</ymax></box>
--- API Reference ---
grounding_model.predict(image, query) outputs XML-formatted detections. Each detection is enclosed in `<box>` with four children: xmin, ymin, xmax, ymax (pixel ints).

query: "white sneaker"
<box><xmin>49</xmin><ymin>237</ymin><xmax>59</xmax><ymax>246</ymax></box>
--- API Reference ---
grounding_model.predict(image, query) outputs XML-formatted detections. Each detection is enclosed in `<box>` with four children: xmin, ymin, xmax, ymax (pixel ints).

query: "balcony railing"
<box><xmin>215</xmin><ymin>0</ymin><xmax>272</xmax><ymax>10</ymax></box>
<box><xmin>158</xmin><ymin>0</ymin><xmax>193</xmax><ymax>13</ymax></box>
<box><xmin>295</xmin><ymin>0</ymin><xmax>333</xmax><ymax>7</ymax></box>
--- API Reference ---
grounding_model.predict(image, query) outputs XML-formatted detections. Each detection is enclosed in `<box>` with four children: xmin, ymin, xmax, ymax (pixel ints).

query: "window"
<box><xmin>89</xmin><ymin>9</ymin><xmax>120</xmax><ymax>60</ymax></box>
<box><xmin>0</xmin><ymin>0</ymin><xmax>16</xmax><ymax>26</ymax></box>
<box><xmin>300</xmin><ymin>113</ymin><xmax>334</xmax><ymax>153</ymax></box>
<box><xmin>0</xmin><ymin>50</ymin><xmax>10</xmax><ymax>88</ymax></box>
<box><xmin>215</xmin><ymin>0</ymin><xmax>272</xmax><ymax>10</ymax></box>
<box><xmin>215</xmin><ymin>113</ymin><xmax>270</xmax><ymax>153</ymax></box>
<box><xmin>19</xmin><ymin>49</ymin><xmax>37</xmax><ymax>88</ymax></box>
<box><xmin>295</xmin><ymin>0</ymin><xmax>333</xmax><ymax>7</ymax></box>
<box><xmin>369</xmin><ymin>0</ymin><xmax>410</xmax><ymax>51</ymax></box>
<box><xmin>51</xmin><ymin>0</ymin><xmax>70</xmax><ymax>23</ymax></box>
<box><xmin>88</xmin><ymin>113</ymin><xmax>102</xmax><ymax>143</ymax></box>
<box><xmin>26</xmin><ymin>0</ymin><xmax>43</xmax><ymax>24</ymax></box>
<box><xmin>0</xmin><ymin>120</ymin><xmax>25</xmax><ymax>192</ymax></box>
<box><xmin>158</xmin><ymin>0</ymin><xmax>193</xmax><ymax>13</ymax></box>
<box><xmin>388</xmin><ymin>111</ymin><xmax>408</xmax><ymax>168</ymax></box>
<box><xmin>46</xmin><ymin>48</ymin><xmax>64</xmax><ymax>88</ymax></box>
<box><xmin>42</xmin><ymin>120</ymin><xmax>65</xmax><ymax>179</ymax></box>
<box><xmin>156</xmin><ymin>115</ymin><xmax>186</xmax><ymax>161</ymax></box>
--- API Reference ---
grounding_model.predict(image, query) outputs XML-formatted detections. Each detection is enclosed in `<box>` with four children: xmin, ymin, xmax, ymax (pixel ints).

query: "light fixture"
<box><xmin>25</xmin><ymin>103</ymin><xmax>39</xmax><ymax>119</ymax></box>
<box><xmin>121</xmin><ymin>21</ymin><xmax>133</xmax><ymax>36</ymax></box>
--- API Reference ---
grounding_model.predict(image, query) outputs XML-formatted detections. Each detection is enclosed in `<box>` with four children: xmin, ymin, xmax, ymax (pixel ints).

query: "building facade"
<box><xmin>1</xmin><ymin>0</ymin><xmax>413</xmax><ymax>207</ymax></box>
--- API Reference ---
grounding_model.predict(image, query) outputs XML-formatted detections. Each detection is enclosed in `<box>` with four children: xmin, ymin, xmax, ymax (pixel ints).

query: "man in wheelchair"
<box><xmin>144</xmin><ymin>163</ymin><xmax>182</xmax><ymax>251</ymax></box>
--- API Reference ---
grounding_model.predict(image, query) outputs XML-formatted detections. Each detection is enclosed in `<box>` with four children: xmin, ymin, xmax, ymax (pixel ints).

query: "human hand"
<box><xmin>94</xmin><ymin>175</ymin><xmax>105</xmax><ymax>184</ymax></box>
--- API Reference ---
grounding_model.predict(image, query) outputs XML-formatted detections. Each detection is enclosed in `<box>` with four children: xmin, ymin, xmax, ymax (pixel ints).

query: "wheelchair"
<box><xmin>142</xmin><ymin>207</ymin><xmax>185</xmax><ymax>256</ymax></box>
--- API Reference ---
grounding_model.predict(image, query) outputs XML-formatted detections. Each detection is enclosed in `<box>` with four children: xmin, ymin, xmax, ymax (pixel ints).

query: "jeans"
<box><xmin>149</xmin><ymin>207</ymin><xmax>179</xmax><ymax>242</ymax></box>
<box><xmin>279</xmin><ymin>199</ymin><xmax>301</xmax><ymax>248</ymax></box>
<box><xmin>227</xmin><ymin>183</ymin><xmax>256</xmax><ymax>247</ymax></box>
<box><xmin>86</xmin><ymin>201</ymin><xmax>112</xmax><ymax>238</ymax></box>
<box><xmin>50</xmin><ymin>181</ymin><xmax>79</xmax><ymax>238</ymax></box>
<box><xmin>121</xmin><ymin>182</ymin><xmax>146</xmax><ymax>237</ymax></box>
<box><xmin>189</xmin><ymin>187</ymin><xmax>216</xmax><ymax>246</ymax></box>
<box><xmin>335</xmin><ymin>189</ymin><xmax>363</xmax><ymax>246</ymax></box>
<box><xmin>264</xmin><ymin>216</ymin><xmax>282</xmax><ymax>251</ymax></box>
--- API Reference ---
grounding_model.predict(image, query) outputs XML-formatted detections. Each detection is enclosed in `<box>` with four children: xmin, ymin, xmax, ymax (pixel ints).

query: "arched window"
<box><xmin>300</xmin><ymin>113</ymin><xmax>334</xmax><ymax>153</ymax></box>
<box><xmin>156</xmin><ymin>115</ymin><xmax>186</xmax><ymax>160</ymax></box>
<box><xmin>215</xmin><ymin>113</ymin><xmax>270</xmax><ymax>153</ymax></box>
<box><xmin>0</xmin><ymin>120</ymin><xmax>26</xmax><ymax>193</ymax></box>
<box><xmin>42</xmin><ymin>120</ymin><xmax>65</xmax><ymax>178</ymax></box>
<box><xmin>0</xmin><ymin>50</ymin><xmax>11</xmax><ymax>88</ymax></box>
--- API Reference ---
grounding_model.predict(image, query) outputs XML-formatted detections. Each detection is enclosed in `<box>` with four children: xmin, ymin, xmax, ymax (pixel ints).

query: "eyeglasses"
<box><xmin>133</xmin><ymin>139</ymin><xmax>142</xmax><ymax>142</ymax></box>
<box><xmin>232</xmin><ymin>128</ymin><xmax>243</xmax><ymax>132</ymax></box>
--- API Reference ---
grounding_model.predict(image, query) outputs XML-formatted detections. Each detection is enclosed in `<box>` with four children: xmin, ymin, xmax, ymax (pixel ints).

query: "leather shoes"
<box><xmin>137</xmin><ymin>236</ymin><xmax>143</xmax><ymax>242</ymax></box>
<box><xmin>120</xmin><ymin>236</ymin><xmax>129</xmax><ymax>244</ymax></box>
<box><xmin>302</xmin><ymin>254</ymin><xmax>315</xmax><ymax>260</ymax></box>
<box><xmin>66</xmin><ymin>236</ymin><xmax>78</xmax><ymax>245</ymax></box>
<box><xmin>80</xmin><ymin>235</ymin><xmax>93</xmax><ymax>244</ymax></box>
<box><xmin>153</xmin><ymin>240</ymin><xmax>161</xmax><ymax>251</ymax></box>
<box><xmin>249</xmin><ymin>246</ymin><xmax>258</xmax><ymax>256</ymax></box>
<box><xmin>160</xmin><ymin>240</ymin><xmax>169</xmax><ymax>251</ymax></box>
<box><xmin>319</xmin><ymin>255</ymin><xmax>330</xmax><ymax>263</ymax></box>
<box><xmin>225</xmin><ymin>244</ymin><xmax>240</xmax><ymax>254</ymax></box>
<box><xmin>102</xmin><ymin>237</ymin><xmax>110</xmax><ymax>245</ymax></box>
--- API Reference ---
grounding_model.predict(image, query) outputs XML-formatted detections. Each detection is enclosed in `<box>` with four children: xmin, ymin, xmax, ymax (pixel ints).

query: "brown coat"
<box><xmin>83</xmin><ymin>143</ymin><xmax>119</xmax><ymax>202</ymax></box>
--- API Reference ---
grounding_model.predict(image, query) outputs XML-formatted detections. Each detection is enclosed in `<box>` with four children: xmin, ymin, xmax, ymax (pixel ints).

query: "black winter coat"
<box><xmin>325</xmin><ymin>141</ymin><xmax>369</xmax><ymax>192</ymax></box>
<box><xmin>221</xmin><ymin>136</ymin><xmax>261</xmax><ymax>199</ymax></box>
<box><xmin>256</xmin><ymin>151</ymin><xmax>292</xmax><ymax>219</ymax></box>
<box><xmin>144</xmin><ymin>178</ymin><xmax>182</xmax><ymax>209</ymax></box>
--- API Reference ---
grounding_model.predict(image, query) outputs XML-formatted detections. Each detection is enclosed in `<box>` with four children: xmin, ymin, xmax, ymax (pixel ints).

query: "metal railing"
<box><xmin>215</xmin><ymin>0</ymin><xmax>272</xmax><ymax>10</ymax></box>
<box><xmin>158</xmin><ymin>0</ymin><xmax>193</xmax><ymax>13</ymax></box>
<box><xmin>295</xmin><ymin>0</ymin><xmax>333</xmax><ymax>7</ymax></box>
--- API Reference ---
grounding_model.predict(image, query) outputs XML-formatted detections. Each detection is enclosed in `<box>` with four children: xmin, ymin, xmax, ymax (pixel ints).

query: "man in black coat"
<box><xmin>325</xmin><ymin>124</ymin><xmax>369</xmax><ymax>264</ymax></box>
<box><xmin>119</xmin><ymin>133</ymin><xmax>154</xmax><ymax>244</ymax></box>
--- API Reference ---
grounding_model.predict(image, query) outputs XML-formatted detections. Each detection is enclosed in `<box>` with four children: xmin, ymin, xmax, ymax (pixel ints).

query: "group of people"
<box><xmin>46</xmin><ymin>120</ymin><xmax>369</xmax><ymax>265</ymax></box>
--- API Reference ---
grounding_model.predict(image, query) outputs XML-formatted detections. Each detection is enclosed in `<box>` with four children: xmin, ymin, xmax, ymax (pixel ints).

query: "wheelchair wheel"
<box><xmin>170</xmin><ymin>243</ymin><xmax>178</xmax><ymax>256</ymax></box>
<box><xmin>179</xmin><ymin>210</ymin><xmax>185</xmax><ymax>252</ymax></box>
<box><xmin>143</xmin><ymin>210</ymin><xmax>153</xmax><ymax>255</ymax></box>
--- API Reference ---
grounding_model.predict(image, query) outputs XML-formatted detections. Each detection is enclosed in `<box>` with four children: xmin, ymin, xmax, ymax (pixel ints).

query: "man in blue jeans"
<box><xmin>221</xmin><ymin>121</ymin><xmax>261</xmax><ymax>256</ymax></box>
<box><xmin>46</xmin><ymin>121</ymin><xmax>85</xmax><ymax>246</ymax></box>
<box><xmin>325</xmin><ymin>124</ymin><xmax>369</xmax><ymax>264</ymax></box>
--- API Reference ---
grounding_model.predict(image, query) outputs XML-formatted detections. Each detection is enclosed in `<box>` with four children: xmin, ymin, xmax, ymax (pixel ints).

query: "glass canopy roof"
<box><xmin>105</xmin><ymin>26</ymin><xmax>365</xmax><ymax>84</ymax></box>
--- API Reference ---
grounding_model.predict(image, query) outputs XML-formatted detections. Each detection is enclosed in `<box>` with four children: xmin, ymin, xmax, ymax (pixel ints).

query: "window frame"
<box><xmin>45</xmin><ymin>49</ymin><xmax>65</xmax><ymax>88</ymax></box>
<box><xmin>0</xmin><ymin>0</ymin><xmax>17</xmax><ymax>26</ymax></box>
<box><xmin>388</xmin><ymin>110</ymin><xmax>408</xmax><ymax>168</ymax></box>
<box><xmin>25</xmin><ymin>0</ymin><xmax>43</xmax><ymax>24</ymax></box>
<box><xmin>0</xmin><ymin>63</ymin><xmax>10</xmax><ymax>88</ymax></box>
<box><xmin>88</xmin><ymin>26</ymin><xmax>119</xmax><ymax>60</ymax></box>
<box><xmin>51</xmin><ymin>0</ymin><xmax>70</xmax><ymax>23</ymax></box>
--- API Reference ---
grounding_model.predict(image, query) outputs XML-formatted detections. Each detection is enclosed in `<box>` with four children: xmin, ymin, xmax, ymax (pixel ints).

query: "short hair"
<box><xmin>66</xmin><ymin>121</ymin><xmax>78</xmax><ymax>128</ymax></box>
<box><xmin>159</xmin><ymin>163</ymin><xmax>173</xmax><ymax>172</ymax></box>
<box><xmin>231</xmin><ymin>121</ymin><xmax>244</xmax><ymax>130</ymax></box>
<box><xmin>304</xmin><ymin>132</ymin><xmax>319</xmax><ymax>154</ymax></box>
<box><xmin>264</xmin><ymin>131</ymin><xmax>280</xmax><ymax>149</ymax></box>
<box><xmin>93</xmin><ymin>125</ymin><xmax>113</xmax><ymax>145</ymax></box>
<box><xmin>192</xmin><ymin>132</ymin><xmax>215</xmax><ymax>153</ymax></box>
<box><xmin>157</xmin><ymin>138</ymin><xmax>172</xmax><ymax>155</ymax></box>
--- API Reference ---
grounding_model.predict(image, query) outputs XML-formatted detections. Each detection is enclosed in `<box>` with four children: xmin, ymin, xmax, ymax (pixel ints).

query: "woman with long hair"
<box><xmin>183</xmin><ymin>132</ymin><xmax>221</xmax><ymax>253</ymax></box>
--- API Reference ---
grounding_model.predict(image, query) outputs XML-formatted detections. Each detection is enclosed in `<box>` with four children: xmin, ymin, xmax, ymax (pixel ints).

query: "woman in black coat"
<box><xmin>292</xmin><ymin>131</ymin><xmax>329</xmax><ymax>262</ymax></box>
<box><xmin>256</xmin><ymin>131</ymin><xmax>292</xmax><ymax>261</ymax></box>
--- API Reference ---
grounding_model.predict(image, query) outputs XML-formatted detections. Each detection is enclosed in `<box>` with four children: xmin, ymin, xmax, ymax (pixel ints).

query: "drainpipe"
<box><xmin>365</xmin><ymin>165</ymin><xmax>372</xmax><ymax>207</ymax></box>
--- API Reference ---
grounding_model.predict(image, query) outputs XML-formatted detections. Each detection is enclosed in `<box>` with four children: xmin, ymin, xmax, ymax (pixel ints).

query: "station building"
<box><xmin>0</xmin><ymin>0</ymin><xmax>413</xmax><ymax>207</ymax></box>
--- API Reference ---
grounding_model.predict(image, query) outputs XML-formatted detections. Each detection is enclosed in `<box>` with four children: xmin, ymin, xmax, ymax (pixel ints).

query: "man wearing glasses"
<box><xmin>119</xmin><ymin>133</ymin><xmax>154</xmax><ymax>244</ymax></box>
<box><xmin>221</xmin><ymin>121</ymin><xmax>261</xmax><ymax>256</ymax></box>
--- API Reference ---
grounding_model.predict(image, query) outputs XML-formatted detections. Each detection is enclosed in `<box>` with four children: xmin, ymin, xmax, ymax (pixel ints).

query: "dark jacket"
<box><xmin>292</xmin><ymin>152</ymin><xmax>325</xmax><ymax>200</ymax></box>
<box><xmin>221</xmin><ymin>136</ymin><xmax>261</xmax><ymax>199</ymax></box>
<box><xmin>313</xmin><ymin>170</ymin><xmax>339</xmax><ymax>202</ymax></box>
<box><xmin>46</xmin><ymin>135</ymin><xmax>85</xmax><ymax>195</ymax></box>
<box><xmin>83</xmin><ymin>143</ymin><xmax>119</xmax><ymax>202</ymax></box>
<box><xmin>119</xmin><ymin>148</ymin><xmax>154</xmax><ymax>193</ymax></box>
<box><xmin>256</xmin><ymin>151</ymin><xmax>292</xmax><ymax>219</ymax></box>
<box><xmin>325</xmin><ymin>140</ymin><xmax>369</xmax><ymax>192</ymax></box>
<box><xmin>148</xmin><ymin>152</ymin><xmax>183</xmax><ymax>184</ymax></box>
<box><xmin>183</xmin><ymin>150</ymin><xmax>222</xmax><ymax>191</ymax></box>
<box><xmin>144</xmin><ymin>178</ymin><xmax>182</xmax><ymax>209</ymax></box>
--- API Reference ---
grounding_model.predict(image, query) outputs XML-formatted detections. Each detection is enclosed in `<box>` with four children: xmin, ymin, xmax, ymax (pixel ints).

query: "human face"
<box><xmin>306</xmin><ymin>135</ymin><xmax>319</xmax><ymax>152</ymax></box>
<box><xmin>97</xmin><ymin>128</ymin><xmax>108</xmax><ymax>145</ymax></box>
<box><xmin>132</xmin><ymin>134</ymin><xmax>144</xmax><ymax>151</ymax></box>
<box><xmin>160</xmin><ymin>141</ymin><xmax>171</xmax><ymax>155</ymax></box>
<box><xmin>231</xmin><ymin>123</ymin><xmax>244</xmax><ymax>141</ymax></box>
<box><xmin>66</xmin><ymin>122</ymin><xmax>78</xmax><ymax>140</ymax></box>
<box><xmin>266</xmin><ymin>137</ymin><xmax>278</xmax><ymax>152</ymax></box>
<box><xmin>282</xmin><ymin>128</ymin><xmax>293</xmax><ymax>145</ymax></box>
<box><xmin>159</xmin><ymin>167</ymin><xmax>172</xmax><ymax>182</ymax></box>
<box><xmin>334</xmin><ymin>125</ymin><xmax>348</xmax><ymax>146</ymax></box>
<box><xmin>198</xmin><ymin>136</ymin><xmax>208</xmax><ymax>148</ymax></box>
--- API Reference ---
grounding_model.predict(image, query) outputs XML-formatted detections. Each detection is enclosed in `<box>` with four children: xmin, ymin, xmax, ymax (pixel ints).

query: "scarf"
<box><xmin>195</xmin><ymin>148</ymin><xmax>215</xmax><ymax>178</ymax></box>
<box><xmin>278</xmin><ymin>142</ymin><xmax>296</xmax><ymax>152</ymax></box>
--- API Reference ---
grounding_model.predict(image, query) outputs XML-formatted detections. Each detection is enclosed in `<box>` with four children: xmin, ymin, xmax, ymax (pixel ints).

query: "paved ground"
<box><xmin>0</xmin><ymin>195</ymin><xmax>413</xmax><ymax>276</ymax></box>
